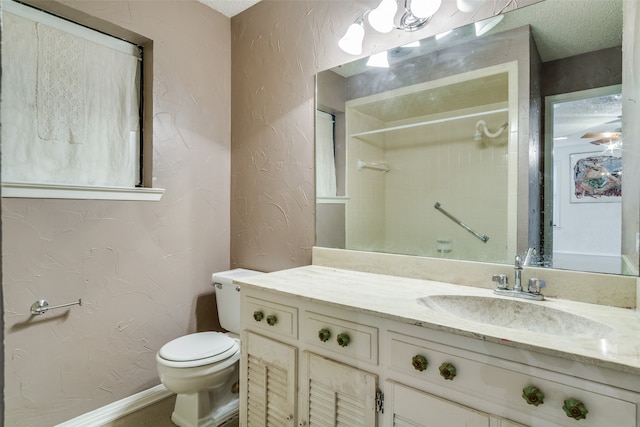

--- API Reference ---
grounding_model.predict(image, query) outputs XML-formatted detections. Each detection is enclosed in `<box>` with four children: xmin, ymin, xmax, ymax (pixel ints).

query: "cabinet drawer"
<box><xmin>245</xmin><ymin>296</ymin><xmax>298</xmax><ymax>339</ymax></box>
<box><xmin>388</xmin><ymin>332</ymin><xmax>636</xmax><ymax>427</ymax></box>
<box><xmin>302</xmin><ymin>311</ymin><xmax>378</xmax><ymax>364</ymax></box>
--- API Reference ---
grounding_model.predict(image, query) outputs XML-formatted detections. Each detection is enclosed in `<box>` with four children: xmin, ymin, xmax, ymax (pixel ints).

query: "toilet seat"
<box><xmin>158</xmin><ymin>332</ymin><xmax>239</xmax><ymax>368</ymax></box>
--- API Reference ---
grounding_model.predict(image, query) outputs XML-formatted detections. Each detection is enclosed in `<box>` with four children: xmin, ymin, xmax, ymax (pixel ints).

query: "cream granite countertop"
<box><xmin>236</xmin><ymin>265</ymin><xmax>640</xmax><ymax>375</ymax></box>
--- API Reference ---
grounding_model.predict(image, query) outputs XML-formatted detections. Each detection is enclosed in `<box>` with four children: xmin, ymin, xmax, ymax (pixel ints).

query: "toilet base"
<box><xmin>171</xmin><ymin>391</ymin><xmax>239</xmax><ymax>427</ymax></box>
<box><xmin>169</xmin><ymin>371</ymin><xmax>239</xmax><ymax>427</ymax></box>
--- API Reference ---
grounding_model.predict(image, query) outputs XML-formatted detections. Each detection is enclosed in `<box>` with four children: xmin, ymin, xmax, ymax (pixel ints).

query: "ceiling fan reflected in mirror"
<box><xmin>582</xmin><ymin>129</ymin><xmax>622</xmax><ymax>146</ymax></box>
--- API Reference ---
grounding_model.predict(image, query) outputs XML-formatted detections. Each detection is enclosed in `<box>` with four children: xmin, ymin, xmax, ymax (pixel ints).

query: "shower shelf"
<box><xmin>350</xmin><ymin>107</ymin><xmax>508</xmax><ymax>139</ymax></box>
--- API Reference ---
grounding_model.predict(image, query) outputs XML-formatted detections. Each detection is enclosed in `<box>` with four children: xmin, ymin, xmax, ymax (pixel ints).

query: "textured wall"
<box><xmin>230</xmin><ymin>0</ymin><xmax>539</xmax><ymax>271</ymax></box>
<box><xmin>2</xmin><ymin>1</ymin><xmax>231</xmax><ymax>425</ymax></box>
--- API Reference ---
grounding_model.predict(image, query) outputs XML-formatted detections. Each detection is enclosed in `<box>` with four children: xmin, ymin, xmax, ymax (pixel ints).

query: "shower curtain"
<box><xmin>316</xmin><ymin>110</ymin><xmax>337</xmax><ymax>197</ymax></box>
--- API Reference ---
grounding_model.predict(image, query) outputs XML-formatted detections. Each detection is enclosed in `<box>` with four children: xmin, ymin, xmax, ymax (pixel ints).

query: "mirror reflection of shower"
<box><xmin>473</xmin><ymin>120</ymin><xmax>508</xmax><ymax>144</ymax></box>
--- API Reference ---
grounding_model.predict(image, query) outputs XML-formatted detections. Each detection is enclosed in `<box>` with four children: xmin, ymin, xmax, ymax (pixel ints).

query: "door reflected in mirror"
<box><xmin>545</xmin><ymin>86</ymin><xmax>625</xmax><ymax>274</ymax></box>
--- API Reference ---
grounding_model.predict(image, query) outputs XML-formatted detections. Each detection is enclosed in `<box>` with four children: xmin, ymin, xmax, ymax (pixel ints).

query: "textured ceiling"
<box><xmin>198</xmin><ymin>0</ymin><xmax>262</xmax><ymax>17</ymax></box>
<box><xmin>502</xmin><ymin>0</ymin><xmax>622</xmax><ymax>62</ymax></box>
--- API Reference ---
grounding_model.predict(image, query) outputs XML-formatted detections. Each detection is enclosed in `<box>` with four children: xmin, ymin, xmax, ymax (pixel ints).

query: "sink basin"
<box><xmin>417</xmin><ymin>295</ymin><xmax>615</xmax><ymax>339</ymax></box>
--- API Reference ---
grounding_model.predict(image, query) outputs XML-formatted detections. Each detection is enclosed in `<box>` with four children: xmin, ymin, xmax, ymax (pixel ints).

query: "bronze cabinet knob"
<box><xmin>411</xmin><ymin>354</ymin><xmax>428</xmax><ymax>372</ymax></box>
<box><xmin>522</xmin><ymin>386</ymin><xmax>545</xmax><ymax>406</ymax></box>
<box><xmin>563</xmin><ymin>399</ymin><xmax>588</xmax><ymax>420</ymax></box>
<box><xmin>438</xmin><ymin>362</ymin><xmax>457</xmax><ymax>380</ymax></box>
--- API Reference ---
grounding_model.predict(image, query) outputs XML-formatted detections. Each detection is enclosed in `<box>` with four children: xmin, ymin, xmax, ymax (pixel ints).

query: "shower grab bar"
<box><xmin>30</xmin><ymin>298</ymin><xmax>82</xmax><ymax>315</ymax></box>
<box><xmin>434</xmin><ymin>202</ymin><xmax>489</xmax><ymax>243</ymax></box>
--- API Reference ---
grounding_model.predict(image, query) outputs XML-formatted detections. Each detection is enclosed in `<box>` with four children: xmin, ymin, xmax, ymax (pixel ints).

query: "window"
<box><xmin>1</xmin><ymin>0</ymin><xmax>162</xmax><ymax>200</ymax></box>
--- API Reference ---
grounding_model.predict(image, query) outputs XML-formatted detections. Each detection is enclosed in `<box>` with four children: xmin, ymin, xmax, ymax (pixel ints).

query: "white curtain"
<box><xmin>316</xmin><ymin>110</ymin><xmax>337</xmax><ymax>197</ymax></box>
<box><xmin>2</xmin><ymin>3</ymin><xmax>141</xmax><ymax>188</ymax></box>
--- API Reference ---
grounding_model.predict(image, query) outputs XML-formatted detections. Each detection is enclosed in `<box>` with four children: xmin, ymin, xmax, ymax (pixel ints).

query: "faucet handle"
<box><xmin>492</xmin><ymin>274</ymin><xmax>509</xmax><ymax>290</ymax></box>
<box><xmin>528</xmin><ymin>278</ymin><xmax>546</xmax><ymax>294</ymax></box>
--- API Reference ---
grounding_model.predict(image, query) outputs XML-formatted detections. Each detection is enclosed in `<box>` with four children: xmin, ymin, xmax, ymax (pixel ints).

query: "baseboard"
<box><xmin>55</xmin><ymin>384</ymin><xmax>174</xmax><ymax>426</ymax></box>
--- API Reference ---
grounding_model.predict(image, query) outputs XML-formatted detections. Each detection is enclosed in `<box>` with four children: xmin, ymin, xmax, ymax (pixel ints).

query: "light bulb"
<box><xmin>474</xmin><ymin>14</ymin><xmax>504</xmax><ymax>36</ymax></box>
<box><xmin>410</xmin><ymin>0</ymin><xmax>442</xmax><ymax>19</ymax></box>
<box><xmin>456</xmin><ymin>0</ymin><xmax>485</xmax><ymax>13</ymax></box>
<box><xmin>368</xmin><ymin>0</ymin><xmax>398</xmax><ymax>33</ymax></box>
<box><xmin>338</xmin><ymin>22</ymin><xmax>365</xmax><ymax>55</ymax></box>
<box><xmin>366</xmin><ymin>51</ymin><xmax>390</xmax><ymax>68</ymax></box>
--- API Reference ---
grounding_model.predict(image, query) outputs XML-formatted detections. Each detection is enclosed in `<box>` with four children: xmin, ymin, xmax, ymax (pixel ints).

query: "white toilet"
<box><xmin>156</xmin><ymin>268</ymin><xmax>262</xmax><ymax>427</ymax></box>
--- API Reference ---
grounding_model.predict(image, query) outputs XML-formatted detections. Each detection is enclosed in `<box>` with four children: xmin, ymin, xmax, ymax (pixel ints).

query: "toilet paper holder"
<box><xmin>30</xmin><ymin>298</ymin><xmax>82</xmax><ymax>315</ymax></box>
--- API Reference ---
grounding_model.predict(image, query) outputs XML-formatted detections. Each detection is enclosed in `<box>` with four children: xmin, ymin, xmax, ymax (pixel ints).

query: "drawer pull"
<box><xmin>411</xmin><ymin>354</ymin><xmax>428</xmax><ymax>372</ymax></box>
<box><xmin>522</xmin><ymin>386</ymin><xmax>545</xmax><ymax>406</ymax></box>
<box><xmin>266</xmin><ymin>314</ymin><xmax>278</xmax><ymax>326</ymax></box>
<box><xmin>563</xmin><ymin>398</ymin><xmax>588</xmax><ymax>420</ymax></box>
<box><xmin>438</xmin><ymin>362</ymin><xmax>457</xmax><ymax>380</ymax></box>
<box><xmin>253</xmin><ymin>311</ymin><xmax>264</xmax><ymax>322</ymax></box>
<box><xmin>337</xmin><ymin>333</ymin><xmax>350</xmax><ymax>347</ymax></box>
<box><xmin>318</xmin><ymin>328</ymin><xmax>331</xmax><ymax>342</ymax></box>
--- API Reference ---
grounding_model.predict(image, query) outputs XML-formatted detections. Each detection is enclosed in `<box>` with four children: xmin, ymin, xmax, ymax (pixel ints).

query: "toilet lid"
<box><xmin>159</xmin><ymin>332</ymin><xmax>235</xmax><ymax>362</ymax></box>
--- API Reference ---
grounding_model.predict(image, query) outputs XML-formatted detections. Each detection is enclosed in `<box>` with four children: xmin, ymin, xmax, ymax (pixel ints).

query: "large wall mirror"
<box><xmin>316</xmin><ymin>0</ymin><xmax>640</xmax><ymax>276</ymax></box>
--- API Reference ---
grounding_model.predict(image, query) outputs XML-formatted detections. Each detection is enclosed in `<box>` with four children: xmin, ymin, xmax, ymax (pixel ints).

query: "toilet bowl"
<box><xmin>157</xmin><ymin>332</ymin><xmax>240</xmax><ymax>427</ymax></box>
<box><xmin>156</xmin><ymin>269</ymin><xmax>262</xmax><ymax>427</ymax></box>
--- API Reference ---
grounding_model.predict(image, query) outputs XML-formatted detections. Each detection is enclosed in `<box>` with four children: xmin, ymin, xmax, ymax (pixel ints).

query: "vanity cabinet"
<box><xmin>239</xmin><ymin>282</ymin><xmax>639</xmax><ymax>427</ymax></box>
<box><xmin>300</xmin><ymin>351</ymin><xmax>378</xmax><ymax>426</ymax></box>
<box><xmin>241</xmin><ymin>331</ymin><xmax>297</xmax><ymax>426</ymax></box>
<box><xmin>385</xmin><ymin>328</ymin><xmax>637</xmax><ymax>426</ymax></box>
<box><xmin>240</xmin><ymin>294</ymin><xmax>379</xmax><ymax>426</ymax></box>
<box><xmin>386</xmin><ymin>381</ymin><xmax>527</xmax><ymax>427</ymax></box>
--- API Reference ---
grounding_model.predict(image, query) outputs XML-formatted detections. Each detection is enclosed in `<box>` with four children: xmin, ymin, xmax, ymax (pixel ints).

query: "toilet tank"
<box><xmin>212</xmin><ymin>268</ymin><xmax>263</xmax><ymax>334</ymax></box>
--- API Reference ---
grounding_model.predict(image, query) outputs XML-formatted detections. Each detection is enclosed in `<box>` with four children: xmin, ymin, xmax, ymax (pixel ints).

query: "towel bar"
<box><xmin>30</xmin><ymin>298</ymin><xmax>82</xmax><ymax>315</ymax></box>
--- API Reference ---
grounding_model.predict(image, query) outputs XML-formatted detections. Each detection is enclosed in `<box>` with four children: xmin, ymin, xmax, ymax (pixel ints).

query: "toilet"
<box><xmin>156</xmin><ymin>268</ymin><xmax>262</xmax><ymax>427</ymax></box>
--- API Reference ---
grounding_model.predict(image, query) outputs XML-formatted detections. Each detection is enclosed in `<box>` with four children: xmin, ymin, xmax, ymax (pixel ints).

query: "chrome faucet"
<box><xmin>492</xmin><ymin>247</ymin><xmax>545</xmax><ymax>301</ymax></box>
<box><xmin>514</xmin><ymin>253</ymin><xmax>524</xmax><ymax>292</ymax></box>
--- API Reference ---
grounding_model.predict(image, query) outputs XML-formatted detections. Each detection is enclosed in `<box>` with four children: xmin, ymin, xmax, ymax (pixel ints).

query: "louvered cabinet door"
<box><xmin>240</xmin><ymin>331</ymin><xmax>297</xmax><ymax>427</ymax></box>
<box><xmin>300</xmin><ymin>351</ymin><xmax>378</xmax><ymax>427</ymax></box>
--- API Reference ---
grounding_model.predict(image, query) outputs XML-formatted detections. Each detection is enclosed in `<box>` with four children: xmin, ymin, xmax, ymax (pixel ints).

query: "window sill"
<box><xmin>1</xmin><ymin>182</ymin><xmax>165</xmax><ymax>201</ymax></box>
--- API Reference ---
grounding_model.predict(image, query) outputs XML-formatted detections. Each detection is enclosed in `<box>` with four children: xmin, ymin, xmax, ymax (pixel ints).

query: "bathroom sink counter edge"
<box><xmin>235</xmin><ymin>265</ymin><xmax>640</xmax><ymax>376</ymax></box>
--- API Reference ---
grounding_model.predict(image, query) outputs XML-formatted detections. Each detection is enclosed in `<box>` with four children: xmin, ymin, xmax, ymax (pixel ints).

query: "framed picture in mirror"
<box><xmin>570</xmin><ymin>151</ymin><xmax>622</xmax><ymax>203</ymax></box>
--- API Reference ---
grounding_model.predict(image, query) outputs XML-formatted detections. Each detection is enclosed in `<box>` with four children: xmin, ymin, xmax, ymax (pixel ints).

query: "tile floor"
<box><xmin>103</xmin><ymin>395</ymin><xmax>239</xmax><ymax>427</ymax></box>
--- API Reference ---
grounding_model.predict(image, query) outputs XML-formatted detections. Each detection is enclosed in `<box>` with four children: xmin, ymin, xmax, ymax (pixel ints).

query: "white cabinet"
<box><xmin>240</xmin><ymin>293</ymin><xmax>379</xmax><ymax>426</ymax></box>
<box><xmin>300</xmin><ymin>351</ymin><xmax>378</xmax><ymax>426</ymax></box>
<box><xmin>240</xmin><ymin>331</ymin><xmax>297</xmax><ymax>426</ymax></box>
<box><xmin>385</xmin><ymin>329</ymin><xmax>637</xmax><ymax>427</ymax></box>
<box><xmin>385</xmin><ymin>381</ymin><xmax>527</xmax><ymax>427</ymax></box>
<box><xmin>239</xmin><ymin>286</ymin><xmax>639</xmax><ymax>427</ymax></box>
<box><xmin>386</xmin><ymin>381</ymin><xmax>490</xmax><ymax>427</ymax></box>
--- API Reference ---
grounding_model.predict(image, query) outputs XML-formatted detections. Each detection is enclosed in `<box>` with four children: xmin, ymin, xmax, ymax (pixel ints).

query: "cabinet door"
<box><xmin>491</xmin><ymin>419</ymin><xmax>528</xmax><ymax>427</ymax></box>
<box><xmin>300</xmin><ymin>351</ymin><xmax>378</xmax><ymax>426</ymax></box>
<box><xmin>240</xmin><ymin>331</ymin><xmax>297</xmax><ymax>427</ymax></box>
<box><xmin>385</xmin><ymin>381</ymin><xmax>490</xmax><ymax>427</ymax></box>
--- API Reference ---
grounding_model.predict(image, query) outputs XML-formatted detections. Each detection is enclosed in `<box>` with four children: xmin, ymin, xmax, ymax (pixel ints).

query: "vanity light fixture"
<box><xmin>435</xmin><ymin>29</ymin><xmax>452</xmax><ymax>40</ymax></box>
<box><xmin>339</xmin><ymin>0</ymin><xmax>493</xmax><ymax>55</ymax></box>
<box><xmin>368</xmin><ymin>0</ymin><xmax>398</xmax><ymax>33</ymax></box>
<box><xmin>474</xmin><ymin>14</ymin><xmax>504</xmax><ymax>36</ymax></box>
<box><xmin>366</xmin><ymin>51</ymin><xmax>390</xmax><ymax>68</ymax></box>
<box><xmin>339</xmin><ymin>0</ymin><xmax>442</xmax><ymax>55</ymax></box>
<box><xmin>338</xmin><ymin>17</ymin><xmax>366</xmax><ymax>55</ymax></box>
<box><xmin>402</xmin><ymin>40</ymin><xmax>421</xmax><ymax>47</ymax></box>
